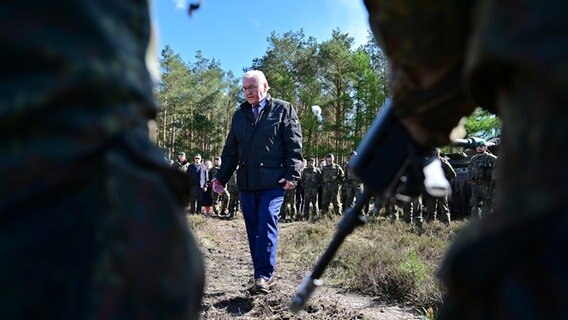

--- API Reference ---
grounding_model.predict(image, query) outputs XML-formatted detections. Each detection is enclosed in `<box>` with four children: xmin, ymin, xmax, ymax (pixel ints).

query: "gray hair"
<box><xmin>242</xmin><ymin>70</ymin><xmax>270</xmax><ymax>89</ymax></box>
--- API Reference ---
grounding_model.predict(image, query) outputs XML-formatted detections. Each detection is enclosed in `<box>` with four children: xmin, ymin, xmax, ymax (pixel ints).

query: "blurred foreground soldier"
<box><xmin>321</xmin><ymin>154</ymin><xmax>344</xmax><ymax>216</ymax></box>
<box><xmin>0</xmin><ymin>2</ymin><xmax>204</xmax><ymax>319</ymax></box>
<box><xmin>364</xmin><ymin>0</ymin><xmax>568</xmax><ymax>318</ymax></box>
<box><xmin>468</xmin><ymin>140</ymin><xmax>497</xmax><ymax>219</ymax></box>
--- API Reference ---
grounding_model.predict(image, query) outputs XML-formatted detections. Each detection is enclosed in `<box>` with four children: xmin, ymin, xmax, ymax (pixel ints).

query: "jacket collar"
<box><xmin>244</xmin><ymin>94</ymin><xmax>272</xmax><ymax>122</ymax></box>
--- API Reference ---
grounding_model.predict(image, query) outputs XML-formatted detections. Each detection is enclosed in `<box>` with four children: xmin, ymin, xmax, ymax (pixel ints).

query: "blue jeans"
<box><xmin>240</xmin><ymin>188</ymin><xmax>285</xmax><ymax>280</ymax></box>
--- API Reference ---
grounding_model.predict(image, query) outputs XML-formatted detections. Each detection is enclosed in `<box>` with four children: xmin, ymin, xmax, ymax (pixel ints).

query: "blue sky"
<box><xmin>151</xmin><ymin>0</ymin><xmax>371</xmax><ymax>76</ymax></box>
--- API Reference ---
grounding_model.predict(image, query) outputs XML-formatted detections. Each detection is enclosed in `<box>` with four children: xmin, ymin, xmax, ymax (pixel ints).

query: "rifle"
<box><xmin>290</xmin><ymin>98</ymin><xmax>451</xmax><ymax>313</ymax></box>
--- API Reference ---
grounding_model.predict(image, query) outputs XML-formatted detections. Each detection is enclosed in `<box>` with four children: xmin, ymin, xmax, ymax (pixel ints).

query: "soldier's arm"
<box><xmin>363</xmin><ymin>0</ymin><xmax>477</xmax><ymax>147</ymax></box>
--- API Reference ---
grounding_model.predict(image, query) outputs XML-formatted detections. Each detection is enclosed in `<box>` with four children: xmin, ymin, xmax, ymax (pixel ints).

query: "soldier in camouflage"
<box><xmin>209</xmin><ymin>156</ymin><xmax>229</xmax><ymax>216</ymax></box>
<box><xmin>422</xmin><ymin>148</ymin><xmax>457</xmax><ymax>223</ymax></box>
<box><xmin>0</xmin><ymin>2</ymin><xmax>204</xmax><ymax>319</ymax></box>
<box><xmin>280</xmin><ymin>188</ymin><xmax>297</xmax><ymax>222</ymax></box>
<box><xmin>172</xmin><ymin>151</ymin><xmax>190</xmax><ymax>173</ymax></box>
<box><xmin>301</xmin><ymin>158</ymin><xmax>322</xmax><ymax>222</ymax></box>
<box><xmin>226</xmin><ymin>171</ymin><xmax>239</xmax><ymax>219</ymax></box>
<box><xmin>343</xmin><ymin>151</ymin><xmax>364</xmax><ymax>209</ymax></box>
<box><xmin>468</xmin><ymin>140</ymin><xmax>497</xmax><ymax>219</ymax></box>
<box><xmin>364</xmin><ymin>0</ymin><xmax>568</xmax><ymax>318</ymax></box>
<box><xmin>320</xmin><ymin>154</ymin><xmax>344</xmax><ymax>217</ymax></box>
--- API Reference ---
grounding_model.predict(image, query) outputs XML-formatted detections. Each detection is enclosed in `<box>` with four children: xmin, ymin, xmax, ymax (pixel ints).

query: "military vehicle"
<box><xmin>443</xmin><ymin>137</ymin><xmax>500</xmax><ymax>219</ymax></box>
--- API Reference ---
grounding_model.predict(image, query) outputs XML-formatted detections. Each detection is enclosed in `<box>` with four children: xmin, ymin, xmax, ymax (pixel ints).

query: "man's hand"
<box><xmin>278</xmin><ymin>178</ymin><xmax>296</xmax><ymax>190</ymax></box>
<box><xmin>211</xmin><ymin>178</ymin><xmax>225</xmax><ymax>194</ymax></box>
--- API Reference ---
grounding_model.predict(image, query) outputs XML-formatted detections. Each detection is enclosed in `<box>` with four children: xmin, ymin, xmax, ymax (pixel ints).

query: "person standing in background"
<box><xmin>186</xmin><ymin>153</ymin><xmax>208</xmax><ymax>215</ymax></box>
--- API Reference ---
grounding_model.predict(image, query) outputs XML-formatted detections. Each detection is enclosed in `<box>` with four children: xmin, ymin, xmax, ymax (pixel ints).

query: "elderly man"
<box><xmin>212</xmin><ymin>70</ymin><xmax>303</xmax><ymax>294</ymax></box>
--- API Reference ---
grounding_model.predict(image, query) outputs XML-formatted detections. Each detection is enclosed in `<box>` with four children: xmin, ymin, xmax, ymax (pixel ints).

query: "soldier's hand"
<box><xmin>278</xmin><ymin>178</ymin><xmax>296</xmax><ymax>190</ymax></box>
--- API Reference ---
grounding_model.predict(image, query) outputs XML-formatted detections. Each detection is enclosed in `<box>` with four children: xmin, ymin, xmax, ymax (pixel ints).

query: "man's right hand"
<box><xmin>211</xmin><ymin>178</ymin><xmax>225</xmax><ymax>194</ymax></box>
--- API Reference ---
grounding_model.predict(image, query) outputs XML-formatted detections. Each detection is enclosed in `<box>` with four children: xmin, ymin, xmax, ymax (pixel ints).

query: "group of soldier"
<box><xmin>283</xmin><ymin>140</ymin><xmax>499</xmax><ymax>225</ymax></box>
<box><xmin>170</xmin><ymin>140</ymin><xmax>498</xmax><ymax>225</ymax></box>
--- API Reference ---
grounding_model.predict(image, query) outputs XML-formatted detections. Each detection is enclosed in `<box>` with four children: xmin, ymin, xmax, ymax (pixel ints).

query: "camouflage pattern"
<box><xmin>423</xmin><ymin>155</ymin><xmax>456</xmax><ymax>223</ymax></box>
<box><xmin>468</xmin><ymin>151</ymin><xmax>497</xmax><ymax>219</ymax></box>
<box><xmin>320</xmin><ymin>163</ymin><xmax>344</xmax><ymax>216</ymax></box>
<box><xmin>280</xmin><ymin>189</ymin><xmax>297</xmax><ymax>221</ymax></box>
<box><xmin>209</xmin><ymin>165</ymin><xmax>229</xmax><ymax>215</ymax></box>
<box><xmin>364</xmin><ymin>0</ymin><xmax>568</xmax><ymax>318</ymax></box>
<box><xmin>226</xmin><ymin>173</ymin><xmax>239</xmax><ymax>216</ymax></box>
<box><xmin>343</xmin><ymin>164</ymin><xmax>364</xmax><ymax>209</ymax></box>
<box><xmin>172</xmin><ymin>160</ymin><xmax>189</xmax><ymax>173</ymax></box>
<box><xmin>301</xmin><ymin>164</ymin><xmax>322</xmax><ymax>221</ymax></box>
<box><xmin>0</xmin><ymin>2</ymin><xmax>204</xmax><ymax>319</ymax></box>
<box><xmin>400</xmin><ymin>197</ymin><xmax>423</xmax><ymax>225</ymax></box>
<box><xmin>381</xmin><ymin>198</ymin><xmax>399</xmax><ymax>221</ymax></box>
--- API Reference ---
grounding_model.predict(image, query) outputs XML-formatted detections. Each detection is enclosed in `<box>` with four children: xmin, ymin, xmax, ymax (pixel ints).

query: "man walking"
<box><xmin>212</xmin><ymin>70</ymin><xmax>303</xmax><ymax>294</ymax></box>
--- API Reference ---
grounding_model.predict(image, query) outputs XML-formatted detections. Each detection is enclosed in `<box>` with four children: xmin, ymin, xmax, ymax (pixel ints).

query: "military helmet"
<box><xmin>178</xmin><ymin>152</ymin><xmax>186</xmax><ymax>156</ymax></box>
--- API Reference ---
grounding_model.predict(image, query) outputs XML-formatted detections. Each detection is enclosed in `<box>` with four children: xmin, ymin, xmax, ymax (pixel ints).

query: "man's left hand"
<box><xmin>278</xmin><ymin>178</ymin><xmax>296</xmax><ymax>190</ymax></box>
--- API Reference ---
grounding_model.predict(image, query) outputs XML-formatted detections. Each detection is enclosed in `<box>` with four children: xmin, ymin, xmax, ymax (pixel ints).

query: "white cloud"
<box><xmin>173</xmin><ymin>0</ymin><xmax>185</xmax><ymax>10</ymax></box>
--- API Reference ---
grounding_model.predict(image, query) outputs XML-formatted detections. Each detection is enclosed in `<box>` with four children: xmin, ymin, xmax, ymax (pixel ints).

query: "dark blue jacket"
<box><xmin>215</xmin><ymin>95</ymin><xmax>303</xmax><ymax>191</ymax></box>
<box><xmin>187</xmin><ymin>163</ymin><xmax>208</xmax><ymax>189</ymax></box>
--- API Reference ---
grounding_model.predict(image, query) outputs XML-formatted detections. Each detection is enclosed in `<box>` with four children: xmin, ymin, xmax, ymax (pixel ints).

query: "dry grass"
<box><xmin>189</xmin><ymin>213</ymin><xmax>466</xmax><ymax>319</ymax></box>
<box><xmin>279</xmin><ymin>216</ymin><xmax>468</xmax><ymax>314</ymax></box>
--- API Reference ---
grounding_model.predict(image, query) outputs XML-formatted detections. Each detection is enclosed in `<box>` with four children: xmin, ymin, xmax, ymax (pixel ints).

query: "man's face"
<box><xmin>243</xmin><ymin>77</ymin><xmax>267</xmax><ymax>106</ymax></box>
<box><xmin>326</xmin><ymin>157</ymin><xmax>333</xmax><ymax>165</ymax></box>
<box><xmin>214</xmin><ymin>159</ymin><xmax>221</xmax><ymax>167</ymax></box>
<box><xmin>308</xmin><ymin>160</ymin><xmax>314</xmax><ymax>168</ymax></box>
<box><xmin>194</xmin><ymin>155</ymin><xmax>201</xmax><ymax>164</ymax></box>
<box><xmin>178</xmin><ymin>155</ymin><xmax>186</xmax><ymax>162</ymax></box>
<box><xmin>476</xmin><ymin>145</ymin><xmax>487</xmax><ymax>153</ymax></box>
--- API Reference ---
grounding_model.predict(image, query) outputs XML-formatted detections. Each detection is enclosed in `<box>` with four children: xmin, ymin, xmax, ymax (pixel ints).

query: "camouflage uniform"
<box><xmin>423</xmin><ymin>154</ymin><xmax>457</xmax><ymax>223</ymax></box>
<box><xmin>280</xmin><ymin>189</ymin><xmax>297</xmax><ymax>221</ymax></box>
<box><xmin>343</xmin><ymin>164</ymin><xmax>364</xmax><ymax>209</ymax></box>
<box><xmin>301</xmin><ymin>162</ymin><xmax>322</xmax><ymax>221</ymax></box>
<box><xmin>209</xmin><ymin>164</ymin><xmax>229</xmax><ymax>215</ymax></box>
<box><xmin>0</xmin><ymin>2</ymin><xmax>204</xmax><ymax>319</ymax></box>
<box><xmin>468</xmin><ymin>150</ymin><xmax>497</xmax><ymax>219</ymax></box>
<box><xmin>364</xmin><ymin>0</ymin><xmax>568</xmax><ymax>318</ymax></box>
<box><xmin>172</xmin><ymin>153</ymin><xmax>189</xmax><ymax>173</ymax></box>
<box><xmin>399</xmin><ymin>197</ymin><xmax>423</xmax><ymax>225</ymax></box>
<box><xmin>321</xmin><ymin>161</ymin><xmax>344</xmax><ymax>216</ymax></box>
<box><xmin>226</xmin><ymin>173</ymin><xmax>239</xmax><ymax>217</ymax></box>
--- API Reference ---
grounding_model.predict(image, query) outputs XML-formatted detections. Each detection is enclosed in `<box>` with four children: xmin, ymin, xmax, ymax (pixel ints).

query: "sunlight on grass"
<box><xmin>279</xmin><ymin>217</ymin><xmax>469</xmax><ymax>313</ymax></box>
